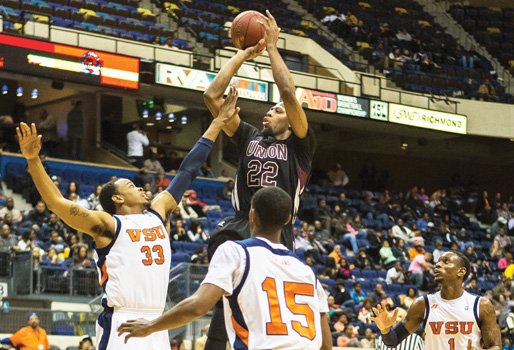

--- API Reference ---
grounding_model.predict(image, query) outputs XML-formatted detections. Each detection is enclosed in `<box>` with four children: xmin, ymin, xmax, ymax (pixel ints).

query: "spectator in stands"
<box><xmin>194</xmin><ymin>326</ymin><xmax>208</xmax><ymax>350</ymax></box>
<box><xmin>86</xmin><ymin>185</ymin><xmax>103</xmax><ymax>211</ymax></box>
<box><xmin>371</xmin><ymin>42</ymin><xmax>388</xmax><ymax>70</ymax></box>
<box><xmin>327</xmin><ymin>163</ymin><xmax>349</xmax><ymax>187</ymax></box>
<box><xmin>127</xmin><ymin>123</ymin><xmax>149</xmax><ymax>168</ymax></box>
<box><xmin>66</xmin><ymin>181</ymin><xmax>81</xmax><ymax>200</ymax></box>
<box><xmin>48</xmin><ymin>231</ymin><xmax>67</xmax><ymax>254</ymax></box>
<box><xmin>395</xmin><ymin>28</ymin><xmax>412</xmax><ymax>43</ymax></box>
<box><xmin>358</xmin><ymin>298</ymin><xmax>374</xmax><ymax>324</ymax></box>
<box><xmin>43</xmin><ymin>247</ymin><xmax>64</xmax><ymax>267</ymax></box>
<box><xmin>466</xmin><ymin>277</ymin><xmax>480</xmax><ymax>295</ymax></box>
<box><xmin>144</xmin><ymin>152</ymin><xmax>165</xmax><ymax>173</ymax></box>
<box><xmin>495</xmin><ymin>227</ymin><xmax>512</xmax><ymax>251</ymax></box>
<box><xmin>155</xmin><ymin>170</ymin><xmax>171</xmax><ymax>189</ymax></box>
<box><xmin>0</xmin><ymin>197</ymin><xmax>23</xmax><ymax>223</ymax></box>
<box><xmin>171</xmin><ymin>220</ymin><xmax>188</xmax><ymax>241</ymax></box>
<box><xmin>334</xmin><ymin>257</ymin><xmax>352</xmax><ymax>280</ymax></box>
<box><xmin>321</xmin><ymin>11</ymin><xmax>346</xmax><ymax>35</ymax></box>
<box><xmin>408</xmin><ymin>240</ymin><xmax>425</xmax><ymax>261</ymax></box>
<box><xmin>187</xmin><ymin>221</ymin><xmax>209</xmax><ymax>243</ymax></box>
<box><xmin>17</xmin><ymin>229</ymin><xmax>38</xmax><ymax>252</ymax></box>
<box><xmin>186</xmin><ymin>190</ymin><xmax>220</xmax><ymax>215</ymax></box>
<box><xmin>478</xmin><ymin>78</ymin><xmax>497</xmax><ymax>102</ymax></box>
<box><xmin>360</xmin><ymin>328</ymin><xmax>376</xmax><ymax>348</ymax></box>
<box><xmin>379</xmin><ymin>240</ymin><xmax>397</xmax><ymax>269</ymax></box>
<box><xmin>400</xmin><ymin>287</ymin><xmax>417</xmax><ymax>309</ymax></box>
<box><xmin>369</xmin><ymin>283</ymin><xmax>391</xmax><ymax>306</ymax></box>
<box><xmin>67</xmin><ymin>101</ymin><xmax>84</xmax><ymax>160</ymax></box>
<box><xmin>432</xmin><ymin>240</ymin><xmax>445</xmax><ymax>263</ymax></box>
<box><xmin>312</xmin><ymin>219</ymin><xmax>334</xmax><ymax>249</ymax></box>
<box><xmin>332</xmin><ymin>313</ymin><xmax>348</xmax><ymax>333</ymax></box>
<box><xmin>333</xmin><ymin>279</ymin><xmax>352</xmax><ymax>305</ymax></box>
<box><xmin>499</xmin><ymin>252</ymin><xmax>514</xmax><ymax>273</ymax></box>
<box><xmin>178</xmin><ymin>196</ymin><xmax>198</xmax><ymax>221</ymax></box>
<box><xmin>41</xmin><ymin>213</ymin><xmax>65</xmax><ymax>241</ymax></box>
<box><xmin>314</xmin><ymin>198</ymin><xmax>332</xmax><ymax>231</ymax></box>
<box><xmin>38</xmin><ymin>109</ymin><xmax>58</xmax><ymax>157</ymax></box>
<box><xmin>355</xmin><ymin>249</ymin><xmax>373</xmax><ymax>269</ymax></box>
<box><xmin>0</xmin><ymin>312</ymin><xmax>50</xmax><ymax>350</ymax></box>
<box><xmin>351</xmin><ymin>282</ymin><xmax>367</xmax><ymax>304</ymax></box>
<box><xmin>329</xmin><ymin>244</ymin><xmax>344</xmax><ymax>265</ymax></box>
<box><xmin>337</xmin><ymin>324</ymin><xmax>360</xmax><ymax>347</ymax></box>
<box><xmin>0</xmin><ymin>224</ymin><xmax>19</xmax><ymax>253</ymax></box>
<box><xmin>78</xmin><ymin>335</ymin><xmax>95</xmax><ymax>350</ymax></box>
<box><xmin>198</xmin><ymin>162</ymin><xmax>214</xmax><ymax>178</ymax></box>
<box><xmin>386</xmin><ymin>261</ymin><xmax>406</xmax><ymax>285</ymax></box>
<box><xmin>73</xmin><ymin>245</ymin><xmax>93</xmax><ymax>268</ymax></box>
<box><xmin>345</xmin><ymin>11</ymin><xmax>358</xmax><ymax>28</ymax></box>
<box><xmin>490</xmin><ymin>239</ymin><xmax>504</xmax><ymax>262</ymax></box>
<box><xmin>392</xmin><ymin>218</ymin><xmax>416</xmax><ymax>244</ymax></box>
<box><xmin>26</xmin><ymin>201</ymin><xmax>50</xmax><ymax>227</ymax></box>
<box><xmin>408</xmin><ymin>251</ymin><xmax>433</xmax><ymax>289</ymax></box>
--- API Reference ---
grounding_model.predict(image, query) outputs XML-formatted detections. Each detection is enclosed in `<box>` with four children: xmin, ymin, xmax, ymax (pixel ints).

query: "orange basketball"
<box><xmin>231</xmin><ymin>10</ymin><xmax>265</xmax><ymax>49</ymax></box>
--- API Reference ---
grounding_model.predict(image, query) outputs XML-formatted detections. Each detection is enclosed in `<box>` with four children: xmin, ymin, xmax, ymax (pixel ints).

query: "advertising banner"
<box><xmin>337</xmin><ymin>95</ymin><xmax>369</xmax><ymax>118</ymax></box>
<box><xmin>370</xmin><ymin>100</ymin><xmax>389</xmax><ymax>121</ymax></box>
<box><xmin>389</xmin><ymin>103</ymin><xmax>467</xmax><ymax>134</ymax></box>
<box><xmin>156</xmin><ymin>63</ymin><xmax>269</xmax><ymax>102</ymax></box>
<box><xmin>0</xmin><ymin>34</ymin><xmax>139</xmax><ymax>89</ymax></box>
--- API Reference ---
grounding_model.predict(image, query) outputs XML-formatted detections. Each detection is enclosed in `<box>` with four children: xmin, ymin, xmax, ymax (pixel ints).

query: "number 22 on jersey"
<box><xmin>261</xmin><ymin>277</ymin><xmax>316</xmax><ymax>340</ymax></box>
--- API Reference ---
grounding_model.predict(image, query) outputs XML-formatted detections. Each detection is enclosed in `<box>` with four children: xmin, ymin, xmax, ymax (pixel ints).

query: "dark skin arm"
<box><xmin>320</xmin><ymin>313</ymin><xmax>333</xmax><ymax>350</ymax></box>
<box><xmin>474</xmin><ymin>297</ymin><xmax>501</xmax><ymax>350</ymax></box>
<box><xmin>117</xmin><ymin>283</ymin><xmax>225</xmax><ymax>343</ymax></box>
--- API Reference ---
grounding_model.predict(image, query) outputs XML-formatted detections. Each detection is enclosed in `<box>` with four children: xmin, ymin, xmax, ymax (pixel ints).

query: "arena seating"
<box><xmin>449</xmin><ymin>5</ymin><xmax>514</xmax><ymax>74</ymax></box>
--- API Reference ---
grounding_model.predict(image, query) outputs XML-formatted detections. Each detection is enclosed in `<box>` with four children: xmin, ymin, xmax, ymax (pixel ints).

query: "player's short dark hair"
<box><xmin>451</xmin><ymin>250</ymin><xmax>471</xmax><ymax>281</ymax></box>
<box><xmin>251</xmin><ymin>187</ymin><xmax>292</xmax><ymax>230</ymax></box>
<box><xmin>99</xmin><ymin>180</ymin><xmax>118</xmax><ymax>215</ymax></box>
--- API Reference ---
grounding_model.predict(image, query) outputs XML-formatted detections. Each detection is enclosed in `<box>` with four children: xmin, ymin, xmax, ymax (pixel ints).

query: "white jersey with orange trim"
<box><xmin>94</xmin><ymin>209</ymin><xmax>171</xmax><ymax>311</ymax></box>
<box><xmin>202</xmin><ymin>237</ymin><xmax>328</xmax><ymax>350</ymax></box>
<box><xmin>423</xmin><ymin>291</ymin><xmax>482</xmax><ymax>350</ymax></box>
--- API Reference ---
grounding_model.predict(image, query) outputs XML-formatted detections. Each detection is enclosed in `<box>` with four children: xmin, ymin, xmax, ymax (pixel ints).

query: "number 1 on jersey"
<box><xmin>261</xmin><ymin>277</ymin><xmax>316</xmax><ymax>340</ymax></box>
<box><xmin>448</xmin><ymin>338</ymin><xmax>454</xmax><ymax>350</ymax></box>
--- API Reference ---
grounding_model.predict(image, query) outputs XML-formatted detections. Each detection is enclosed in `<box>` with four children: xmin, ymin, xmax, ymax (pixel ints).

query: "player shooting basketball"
<box><xmin>203</xmin><ymin>10</ymin><xmax>316</xmax><ymax>349</ymax></box>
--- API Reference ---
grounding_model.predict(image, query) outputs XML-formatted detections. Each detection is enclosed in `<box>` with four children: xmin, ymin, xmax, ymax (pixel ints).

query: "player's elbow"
<box><xmin>203</xmin><ymin>91</ymin><xmax>216</xmax><ymax>104</ymax></box>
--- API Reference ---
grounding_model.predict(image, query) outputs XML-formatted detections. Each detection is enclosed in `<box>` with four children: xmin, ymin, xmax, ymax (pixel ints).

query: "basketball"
<box><xmin>231</xmin><ymin>10</ymin><xmax>265</xmax><ymax>49</ymax></box>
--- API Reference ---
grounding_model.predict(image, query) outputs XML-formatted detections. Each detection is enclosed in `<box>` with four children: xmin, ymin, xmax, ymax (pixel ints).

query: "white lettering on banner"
<box><xmin>337</xmin><ymin>95</ymin><xmax>369</xmax><ymax>117</ymax></box>
<box><xmin>388</xmin><ymin>103</ymin><xmax>467</xmax><ymax>134</ymax></box>
<box><xmin>370</xmin><ymin>100</ymin><xmax>388</xmax><ymax>121</ymax></box>
<box><xmin>156</xmin><ymin>63</ymin><xmax>269</xmax><ymax>102</ymax></box>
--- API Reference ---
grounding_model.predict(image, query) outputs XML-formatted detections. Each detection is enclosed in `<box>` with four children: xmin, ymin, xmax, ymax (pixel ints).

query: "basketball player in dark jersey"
<box><xmin>203</xmin><ymin>11</ymin><xmax>316</xmax><ymax>350</ymax></box>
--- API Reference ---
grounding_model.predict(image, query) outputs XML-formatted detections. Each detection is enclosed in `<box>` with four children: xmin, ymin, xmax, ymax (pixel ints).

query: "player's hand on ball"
<box><xmin>370</xmin><ymin>304</ymin><xmax>399</xmax><ymax>333</ymax></box>
<box><xmin>117</xmin><ymin>318</ymin><xmax>152</xmax><ymax>343</ymax></box>
<box><xmin>16</xmin><ymin>123</ymin><xmax>42</xmax><ymax>160</ymax></box>
<box><xmin>241</xmin><ymin>38</ymin><xmax>266</xmax><ymax>60</ymax></box>
<box><xmin>218</xmin><ymin>86</ymin><xmax>240</xmax><ymax>124</ymax></box>
<box><xmin>257</xmin><ymin>10</ymin><xmax>280</xmax><ymax>49</ymax></box>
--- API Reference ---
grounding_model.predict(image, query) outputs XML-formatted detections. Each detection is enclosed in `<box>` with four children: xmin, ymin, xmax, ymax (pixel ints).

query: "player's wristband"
<box><xmin>381</xmin><ymin>322</ymin><xmax>410</xmax><ymax>347</ymax></box>
<box><xmin>166</xmin><ymin>137</ymin><xmax>214</xmax><ymax>202</ymax></box>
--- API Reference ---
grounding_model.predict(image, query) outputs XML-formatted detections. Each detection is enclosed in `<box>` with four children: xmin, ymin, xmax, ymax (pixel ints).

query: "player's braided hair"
<box><xmin>251</xmin><ymin>187</ymin><xmax>292</xmax><ymax>230</ymax></box>
<box><xmin>99</xmin><ymin>180</ymin><xmax>118</xmax><ymax>215</ymax></box>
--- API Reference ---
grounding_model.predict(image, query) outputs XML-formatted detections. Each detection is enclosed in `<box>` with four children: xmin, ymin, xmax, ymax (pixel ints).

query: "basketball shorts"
<box><xmin>96</xmin><ymin>307</ymin><xmax>169</xmax><ymax>350</ymax></box>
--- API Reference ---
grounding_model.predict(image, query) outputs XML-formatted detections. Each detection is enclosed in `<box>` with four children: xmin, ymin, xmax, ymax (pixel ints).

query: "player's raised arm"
<box><xmin>17</xmin><ymin>123</ymin><xmax>114</xmax><ymax>246</ymax></box>
<box><xmin>371</xmin><ymin>296</ymin><xmax>425</xmax><ymax>347</ymax></box>
<box><xmin>259</xmin><ymin>10</ymin><xmax>308</xmax><ymax>139</ymax></box>
<box><xmin>151</xmin><ymin>88</ymin><xmax>241</xmax><ymax>221</ymax></box>
<box><xmin>203</xmin><ymin>39</ymin><xmax>265</xmax><ymax>137</ymax></box>
<box><xmin>477</xmin><ymin>297</ymin><xmax>501</xmax><ymax>350</ymax></box>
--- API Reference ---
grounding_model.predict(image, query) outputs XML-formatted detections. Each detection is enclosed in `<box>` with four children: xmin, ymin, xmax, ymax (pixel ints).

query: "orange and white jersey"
<box><xmin>94</xmin><ymin>209</ymin><xmax>171</xmax><ymax>312</ymax></box>
<box><xmin>423</xmin><ymin>291</ymin><xmax>481</xmax><ymax>350</ymax></box>
<box><xmin>202</xmin><ymin>237</ymin><xmax>328</xmax><ymax>350</ymax></box>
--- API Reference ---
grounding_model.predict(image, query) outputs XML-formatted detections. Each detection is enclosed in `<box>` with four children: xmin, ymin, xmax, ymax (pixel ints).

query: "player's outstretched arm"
<box><xmin>203</xmin><ymin>39</ymin><xmax>265</xmax><ymax>136</ymax></box>
<box><xmin>117</xmin><ymin>283</ymin><xmax>224</xmax><ymax>343</ymax></box>
<box><xmin>151</xmin><ymin>88</ymin><xmax>241</xmax><ymax>220</ymax></box>
<box><xmin>371</xmin><ymin>296</ymin><xmax>424</xmax><ymax>347</ymax></box>
<box><xmin>477</xmin><ymin>297</ymin><xmax>501</xmax><ymax>350</ymax></box>
<box><xmin>259</xmin><ymin>10</ymin><xmax>308</xmax><ymax>139</ymax></box>
<box><xmin>17</xmin><ymin>123</ymin><xmax>114</xmax><ymax>245</ymax></box>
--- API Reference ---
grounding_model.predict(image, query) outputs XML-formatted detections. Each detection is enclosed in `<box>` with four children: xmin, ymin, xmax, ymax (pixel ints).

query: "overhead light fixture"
<box><xmin>181</xmin><ymin>115</ymin><xmax>187</xmax><ymax>125</ymax></box>
<box><xmin>145</xmin><ymin>122</ymin><xmax>155</xmax><ymax>126</ymax></box>
<box><xmin>16</xmin><ymin>87</ymin><xmax>23</xmax><ymax>97</ymax></box>
<box><xmin>166</xmin><ymin>125</ymin><xmax>172</xmax><ymax>130</ymax></box>
<box><xmin>155</xmin><ymin>111</ymin><xmax>162</xmax><ymax>121</ymax></box>
<box><xmin>142</xmin><ymin>109</ymin><xmax>149</xmax><ymax>118</ymax></box>
<box><xmin>1</xmin><ymin>85</ymin><xmax>7</xmax><ymax>95</ymax></box>
<box><xmin>31</xmin><ymin>88</ymin><xmax>38</xmax><ymax>99</ymax></box>
<box><xmin>168</xmin><ymin>113</ymin><xmax>175</xmax><ymax>122</ymax></box>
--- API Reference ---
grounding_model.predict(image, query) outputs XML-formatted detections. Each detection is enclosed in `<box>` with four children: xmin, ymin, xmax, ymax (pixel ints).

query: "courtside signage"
<box><xmin>370</xmin><ymin>100</ymin><xmax>388</xmax><ymax>121</ymax></box>
<box><xmin>0</xmin><ymin>33</ymin><xmax>139</xmax><ymax>89</ymax></box>
<box><xmin>389</xmin><ymin>103</ymin><xmax>467</xmax><ymax>134</ymax></box>
<box><xmin>156</xmin><ymin>63</ymin><xmax>269</xmax><ymax>102</ymax></box>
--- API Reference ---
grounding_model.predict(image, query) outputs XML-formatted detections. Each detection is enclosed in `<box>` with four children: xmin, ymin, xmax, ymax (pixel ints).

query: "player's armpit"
<box><xmin>479</xmin><ymin>298</ymin><xmax>502</xmax><ymax>350</ymax></box>
<box><xmin>150</xmin><ymin>191</ymin><xmax>177</xmax><ymax>225</ymax></box>
<box><xmin>49</xmin><ymin>199</ymin><xmax>114</xmax><ymax>247</ymax></box>
<box><xmin>402</xmin><ymin>296</ymin><xmax>426</xmax><ymax>334</ymax></box>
